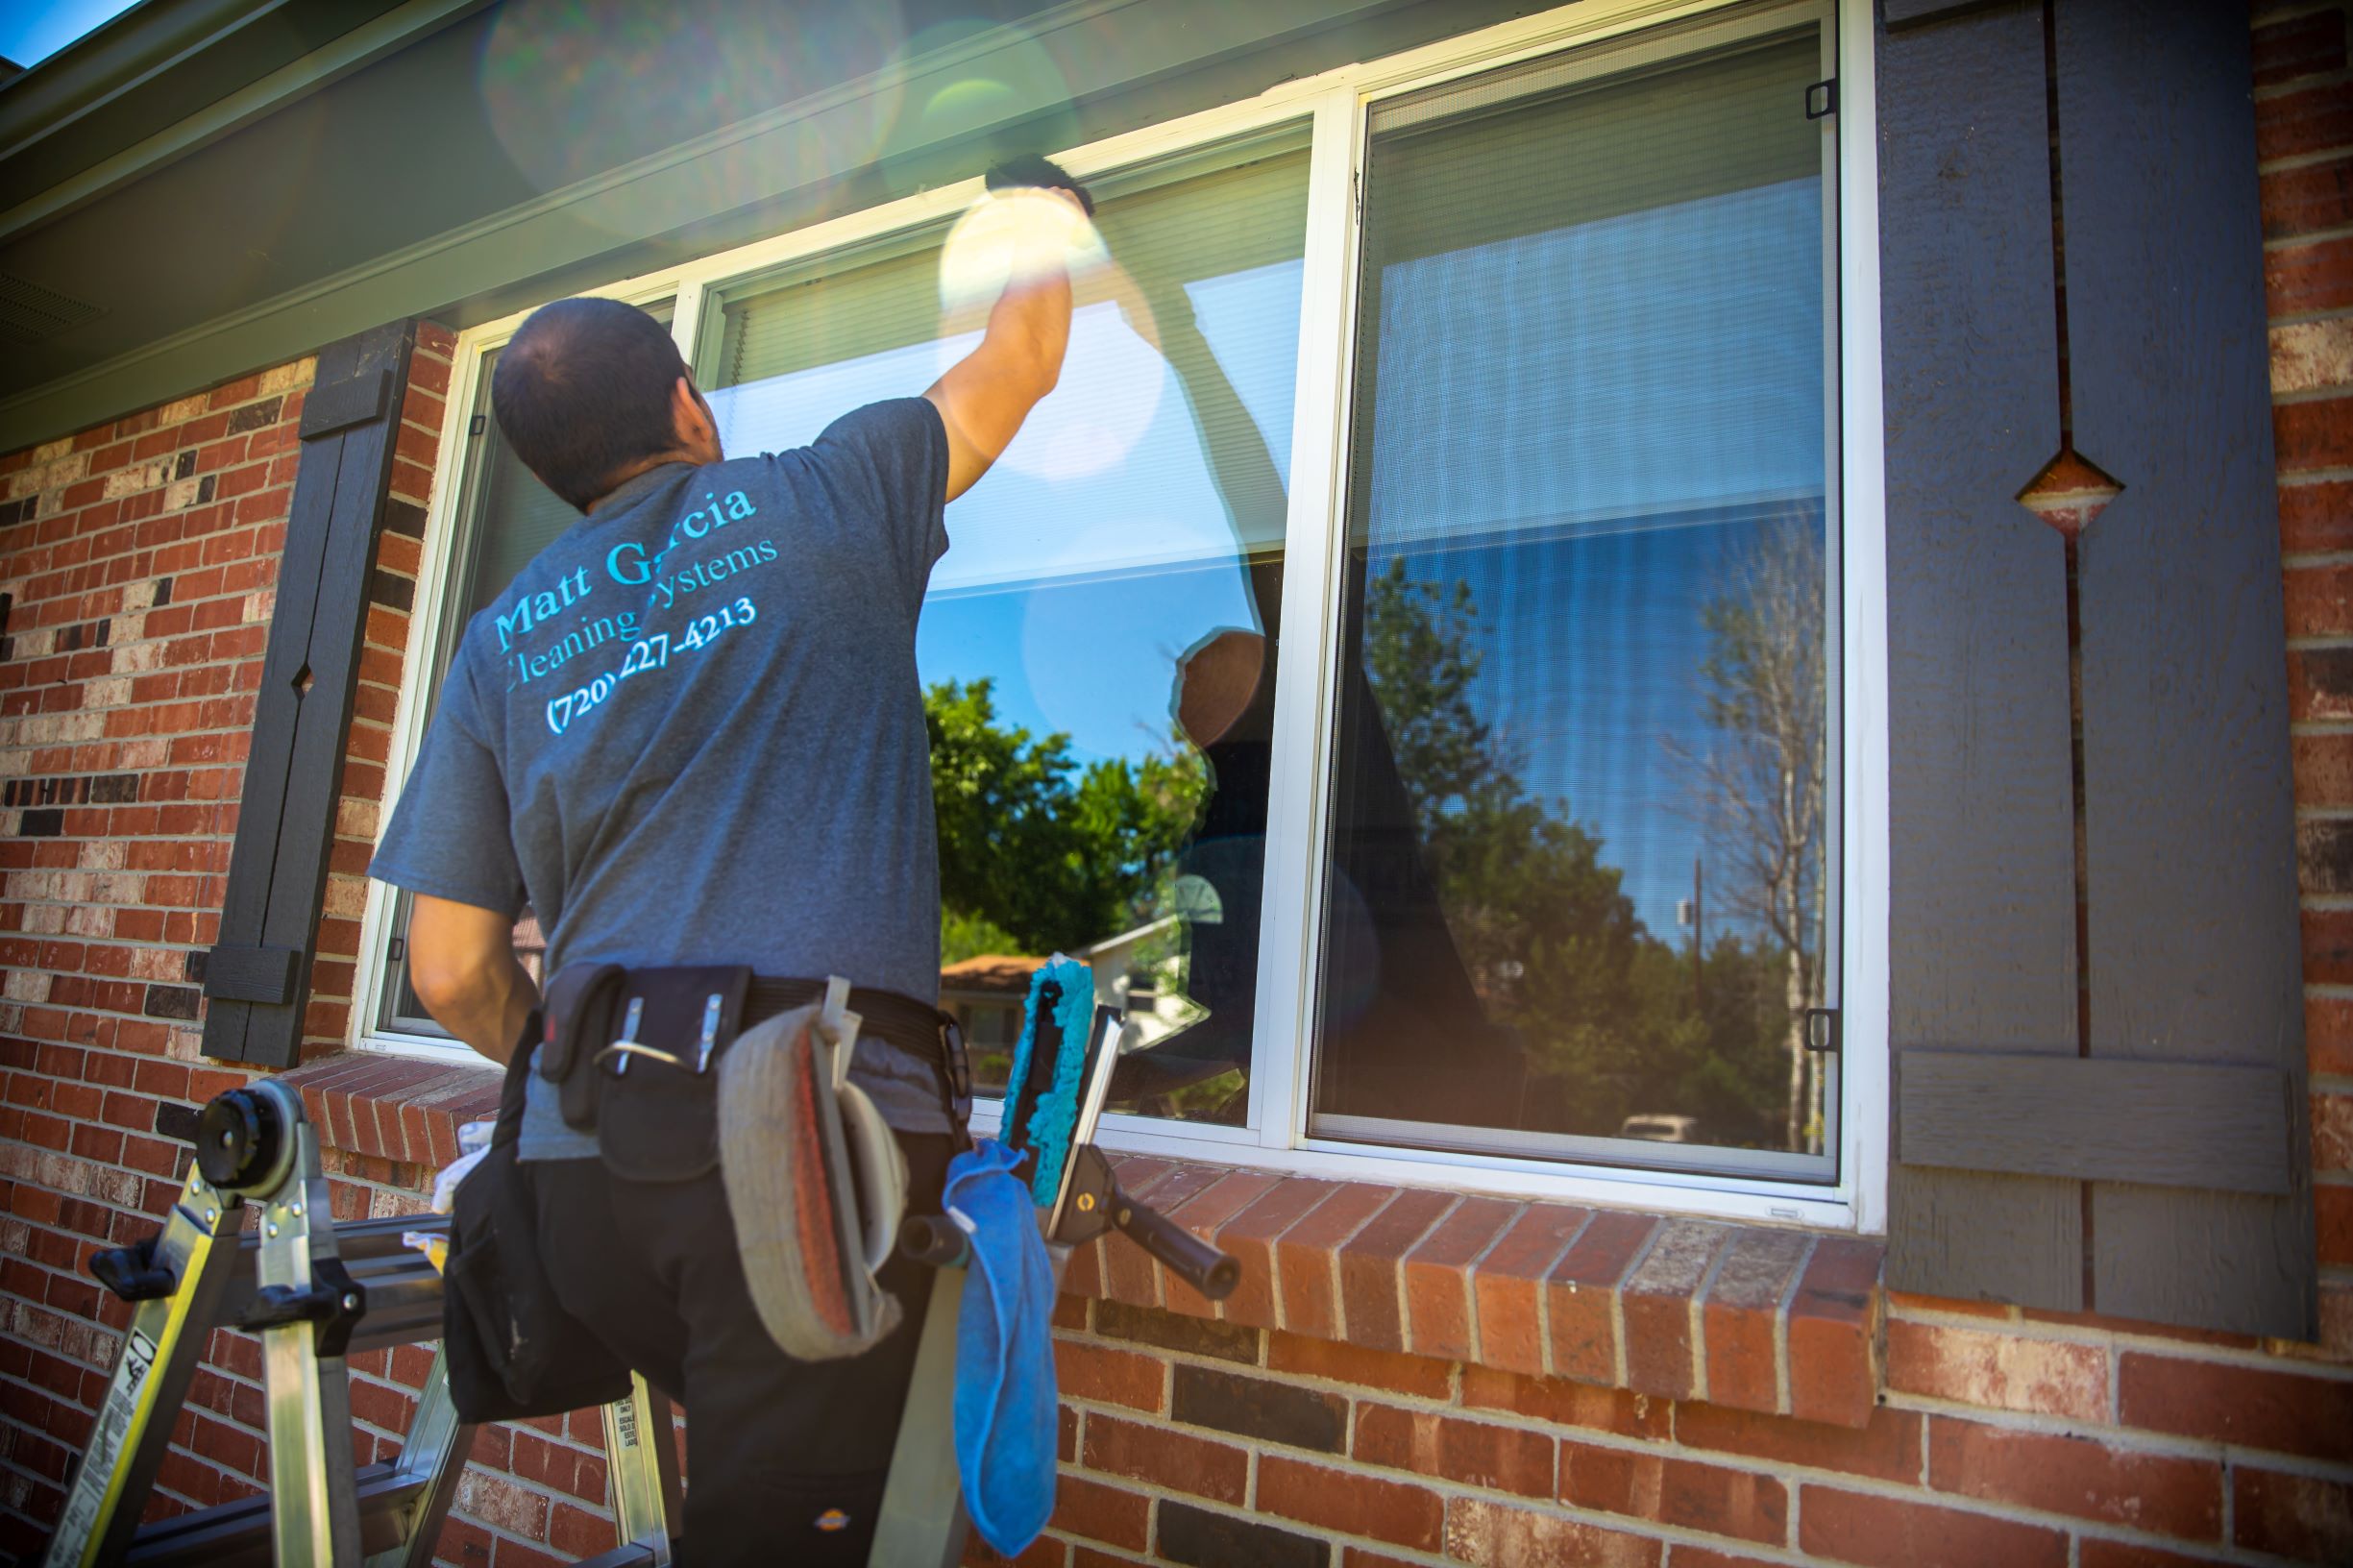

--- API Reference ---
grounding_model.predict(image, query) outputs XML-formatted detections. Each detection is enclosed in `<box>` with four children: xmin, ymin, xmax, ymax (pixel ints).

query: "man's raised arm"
<box><xmin>924</xmin><ymin>158</ymin><xmax>1090</xmax><ymax>502</ymax></box>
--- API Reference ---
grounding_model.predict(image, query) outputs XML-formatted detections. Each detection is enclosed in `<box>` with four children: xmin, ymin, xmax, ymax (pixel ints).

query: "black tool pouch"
<box><xmin>542</xmin><ymin>961</ymin><xmax>754</xmax><ymax>1183</ymax></box>
<box><xmin>443</xmin><ymin>1017</ymin><xmax>631</xmax><ymax>1422</ymax></box>
<box><xmin>540</xmin><ymin>962</ymin><xmax>627</xmax><ymax>1132</ymax></box>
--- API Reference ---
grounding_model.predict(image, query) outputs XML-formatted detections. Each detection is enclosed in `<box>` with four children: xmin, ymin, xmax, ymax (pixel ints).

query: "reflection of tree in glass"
<box><xmin>1362</xmin><ymin>556</ymin><xmax>1802</xmax><ymax>1149</ymax></box>
<box><xmin>940</xmin><ymin>907</ymin><xmax>1024</xmax><ymax>968</ymax></box>
<box><xmin>1363</xmin><ymin>557</ymin><xmax>1640</xmax><ymax>1005</ymax></box>
<box><xmin>1362</xmin><ymin>562</ymin><xmax>1490</xmax><ymax>829</ymax></box>
<box><xmin>925</xmin><ymin>676</ymin><xmax>1206</xmax><ymax>957</ymax></box>
<box><xmin>1363</xmin><ymin>558</ymin><xmax>1652</xmax><ymax>1130</ymax></box>
<box><xmin>1667</xmin><ymin>518</ymin><xmax>1828</xmax><ymax>1154</ymax></box>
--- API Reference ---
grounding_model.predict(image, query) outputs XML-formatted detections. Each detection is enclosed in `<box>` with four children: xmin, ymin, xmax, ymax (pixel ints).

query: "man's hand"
<box><xmin>406</xmin><ymin>894</ymin><xmax>539</xmax><ymax>1064</ymax></box>
<box><xmin>925</xmin><ymin>158</ymin><xmax>1091</xmax><ymax>502</ymax></box>
<box><xmin>983</xmin><ymin>154</ymin><xmax>1094</xmax><ymax>216</ymax></box>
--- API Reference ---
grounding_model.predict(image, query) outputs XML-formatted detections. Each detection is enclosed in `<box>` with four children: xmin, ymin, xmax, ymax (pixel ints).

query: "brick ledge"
<box><xmin>1073</xmin><ymin>1155</ymin><xmax>1886</xmax><ymax>1429</ymax></box>
<box><xmin>286</xmin><ymin>1054</ymin><xmax>1885</xmax><ymax>1429</ymax></box>
<box><xmin>282</xmin><ymin>1050</ymin><xmax>504</xmax><ymax>1172</ymax></box>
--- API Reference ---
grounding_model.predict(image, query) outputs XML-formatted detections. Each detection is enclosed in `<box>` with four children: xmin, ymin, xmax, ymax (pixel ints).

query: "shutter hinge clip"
<box><xmin>1805</xmin><ymin>80</ymin><xmax>1836</xmax><ymax>120</ymax></box>
<box><xmin>1803</xmin><ymin>1007</ymin><xmax>1840</xmax><ymax>1053</ymax></box>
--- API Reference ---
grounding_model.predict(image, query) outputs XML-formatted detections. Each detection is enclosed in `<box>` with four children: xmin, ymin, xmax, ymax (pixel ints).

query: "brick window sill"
<box><xmin>282</xmin><ymin>1050</ymin><xmax>506</xmax><ymax>1171</ymax></box>
<box><xmin>288</xmin><ymin>1054</ymin><xmax>1886</xmax><ymax>1429</ymax></box>
<box><xmin>1071</xmin><ymin>1157</ymin><xmax>1885</xmax><ymax>1429</ymax></box>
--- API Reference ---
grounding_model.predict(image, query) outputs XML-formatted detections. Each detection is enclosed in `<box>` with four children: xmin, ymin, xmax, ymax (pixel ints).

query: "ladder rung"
<box><xmin>60</xmin><ymin>1083</ymin><xmax>690</xmax><ymax>1568</ymax></box>
<box><xmin>343</xmin><ymin>1267</ymin><xmax>447</xmax><ymax>1356</ymax></box>
<box><xmin>228</xmin><ymin>1212</ymin><xmax>450</xmax><ymax>1262</ymax></box>
<box><xmin>124</xmin><ymin>1461</ymin><xmax>427</xmax><ymax>1567</ymax></box>
<box><xmin>214</xmin><ymin>1231</ymin><xmax>450</xmax><ymax>1352</ymax></box>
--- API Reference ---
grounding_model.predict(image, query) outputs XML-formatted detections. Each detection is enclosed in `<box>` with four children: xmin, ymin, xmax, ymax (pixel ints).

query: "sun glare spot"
<box><xmin>476</xmin><ymin>0</ymin><xmax>906</xmax><ymax>227</ymax></box>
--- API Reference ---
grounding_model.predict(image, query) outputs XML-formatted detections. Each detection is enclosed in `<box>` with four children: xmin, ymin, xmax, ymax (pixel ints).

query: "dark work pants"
<box><xmin>531</xmin><ymin>1135</ymin><xmax>953</xmax><ymax>1566</ymax></box>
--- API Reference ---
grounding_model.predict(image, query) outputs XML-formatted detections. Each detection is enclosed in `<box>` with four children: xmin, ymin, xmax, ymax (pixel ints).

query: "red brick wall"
<box><xmin>0</xmin><ymin>329</ymin><xmax>552</xmax><ymax>1557</ymax></box>
<box><xmin>1004</xmin><ymin>1292</ymin><xmax>2353</xmax><ymax>1568</ymax></box>
<box><xmin>0</xmin><ymin>6</ymin><xmax>2349</xmax><ymax>1566</ymax></box>
<box><xmin>2269</xmin><ymin>0</ymin><xmax>2353</xmax><ymax>1362</ymax></box>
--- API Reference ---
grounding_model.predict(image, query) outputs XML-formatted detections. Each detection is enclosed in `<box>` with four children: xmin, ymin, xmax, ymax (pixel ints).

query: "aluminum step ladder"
<box><xmin>38</xmin><ymin>1078</ymin><xmax>682</xmax><ymax>1568</ymax></box>
<box><xmin>44</xmin><ymin>1017</ymin><xmax>1239</xmax><ymax>1567</ymax></box>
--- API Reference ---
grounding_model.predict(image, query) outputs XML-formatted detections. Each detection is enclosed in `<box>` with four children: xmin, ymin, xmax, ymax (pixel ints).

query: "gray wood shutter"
<box><xmin>1880</xmin><ymin>0</ymin><xmax>2315</xmax><ymax>1337</ymax></box>
<box><xmin>202</xmin><ymin>320</ymin><xmax>419</xmax><ymax>1069</ymax></box>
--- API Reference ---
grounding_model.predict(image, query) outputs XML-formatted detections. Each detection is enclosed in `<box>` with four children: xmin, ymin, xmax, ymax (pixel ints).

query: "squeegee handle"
<box><xmin>1109</xmin><ymin>1182</ymin><xmax>1240</xmax><ymax>1301</ymax></box>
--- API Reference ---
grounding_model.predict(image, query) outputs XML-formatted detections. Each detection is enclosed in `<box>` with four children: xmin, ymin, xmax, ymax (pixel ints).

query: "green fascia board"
<box><xmin>0</xmin><ymin>0</ymin><xmax>1419</xmax><ymax>454</ymax></box>
<box><xmin>0</xmin><ymin>0</ymin><xmax>281</xmax><ymax>153</ymax></box>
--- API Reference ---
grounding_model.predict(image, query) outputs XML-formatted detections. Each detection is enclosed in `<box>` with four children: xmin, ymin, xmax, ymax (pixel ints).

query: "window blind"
<box><xmin>718</xmin><ymin>140</ymin><xmax>1311</xmax><ymax>385</ymax></box>
<box><xmin>706</xmin><ymin>134</ymin><xmax>1310</xmax><ymax>592</ymax></box>
<box><xmin>1351</xmin><ymin>31</ymin><xmax>1827</xmax><ymax>552</ymax></box>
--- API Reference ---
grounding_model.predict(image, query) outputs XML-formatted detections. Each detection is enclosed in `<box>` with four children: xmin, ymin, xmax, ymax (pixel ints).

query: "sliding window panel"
<box><xmin>705</xmin><ymin>129</ymin><xmax>1311</xmax><ymax>1126</ymax></box>
<box><xmin>1311</xmin><ymin>23</ymin><xmax>1840</xmax><ymax>1178</ymax></box>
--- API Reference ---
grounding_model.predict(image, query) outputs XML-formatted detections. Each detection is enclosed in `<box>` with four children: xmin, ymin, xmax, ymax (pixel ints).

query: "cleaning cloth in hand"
<box><xmin>945</xmin><ymin>1138</ymin><xmax>1057</xmax><ymax>1557</ymax></box>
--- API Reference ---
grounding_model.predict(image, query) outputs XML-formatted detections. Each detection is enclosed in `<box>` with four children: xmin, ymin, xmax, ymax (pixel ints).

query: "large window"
<box><xmin>699</xmin><ymin>129</ymin><xmax>1311</xmax><ymax>1128</ymax></box>
<box><xmin>1311</xmin><ymin>29</ymin><xmax>1839</xmax><ymax>1180</ymax></box>
<box><xmin>367</xmin><ymin>0</ymin><xmax>1870</xmax><ymax>1214</ymax></box>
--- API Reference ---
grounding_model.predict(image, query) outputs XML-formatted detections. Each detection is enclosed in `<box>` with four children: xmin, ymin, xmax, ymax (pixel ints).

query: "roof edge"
<box><xmin>0</xmin><ymin>0</ymin><xmax>280</xmax><ymax>152</ymax></box>
<box><xmin>0</xmin><ymin>0</ymin><xmax>483</xmax><ymax>235</ymax></box>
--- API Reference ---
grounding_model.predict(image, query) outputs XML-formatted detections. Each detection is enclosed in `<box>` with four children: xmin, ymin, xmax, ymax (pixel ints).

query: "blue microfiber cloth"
<box><xmin>944</xmin><ymin>1138</ymin><xmax>1057</xmax><ymax>1556</ymax></box>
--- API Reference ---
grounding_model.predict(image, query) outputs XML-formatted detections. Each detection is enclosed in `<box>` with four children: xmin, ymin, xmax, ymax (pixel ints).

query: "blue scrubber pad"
<box><xmin>1003</xmin><ymin>957</ymin><xmax>1093</xmax><ymax>1209</ymax></box>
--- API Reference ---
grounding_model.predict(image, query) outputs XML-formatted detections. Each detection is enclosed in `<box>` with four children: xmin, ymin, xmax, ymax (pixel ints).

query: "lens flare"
<box><xmin>1004</xmin><ymin>308</ymin><xmax>1164</xmax><ymax>480</ymax></box>
<box><xmin>934</xmin><ymin>187</ymin><xmax>1105</xmax><ymax>319</ymax></box>
<box><xmin>877</xmin><ymin>19</ymin><xmax>1080</xmax><ymax>190</ymax></box>
<box><xmin>938</xmin><ymin>194</ymin><xmax>1164</xmax><ymax>482</ymax></box>
<box><xmin>477</xmin><ymin>0</ymin><xmax>907</xmax><ymax>233</ymax></box>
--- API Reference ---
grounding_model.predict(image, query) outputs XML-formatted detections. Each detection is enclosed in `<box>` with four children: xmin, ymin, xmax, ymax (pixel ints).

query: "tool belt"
<box><xmin>537</xmin><ymin>966</ymin><xmax>972</xmax><ymax>1171</ymax></box>
<box><xmin>538</xmin><ymin>963</ymin><xmax>967</xmax><ymax>1360</ymax></box>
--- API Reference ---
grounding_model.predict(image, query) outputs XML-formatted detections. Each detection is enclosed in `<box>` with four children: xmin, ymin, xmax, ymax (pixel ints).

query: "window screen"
<box><xmin>1311</xmin><ymin>29</ymin><xmax>1840</xmax><ymax>1176</ymax></box>
<box><xmin>705</xmin><ymin>129</ymin><xmax>1311</xmax><ymax>1126</ymax></box>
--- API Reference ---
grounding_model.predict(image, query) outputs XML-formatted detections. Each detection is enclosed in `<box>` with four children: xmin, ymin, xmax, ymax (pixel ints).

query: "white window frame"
<box><xmin>352</xmin><ymin>0</ymin><xmax>1891</xmax><ymax>1236</ymax></box>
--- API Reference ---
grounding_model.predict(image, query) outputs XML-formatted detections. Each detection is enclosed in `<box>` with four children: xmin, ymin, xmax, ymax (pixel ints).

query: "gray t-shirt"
<box><xmin>371</xmin><ymin>399</ymin><xmax>953</xmax><ymax>1158</ymax></box>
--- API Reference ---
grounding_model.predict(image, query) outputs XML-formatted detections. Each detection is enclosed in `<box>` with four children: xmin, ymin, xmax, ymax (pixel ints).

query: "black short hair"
<box><xmin>492</xmin><ymin>298</ymin><xmax>686</xmax><ymax>510</ymax></box>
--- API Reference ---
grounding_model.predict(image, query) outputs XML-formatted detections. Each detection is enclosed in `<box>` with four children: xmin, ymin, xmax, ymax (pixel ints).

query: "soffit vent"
<box><xmin>0</xmin><ymin>270</ymin><xmax>102</xmax><ymax>344</ymax></box>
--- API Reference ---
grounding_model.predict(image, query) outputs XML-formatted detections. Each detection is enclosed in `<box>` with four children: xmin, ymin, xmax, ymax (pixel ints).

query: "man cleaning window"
<box><xmin>368</xmin><ymin>159</ymin><xmax>1091</xmax><ymax>1564</ymax></box>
